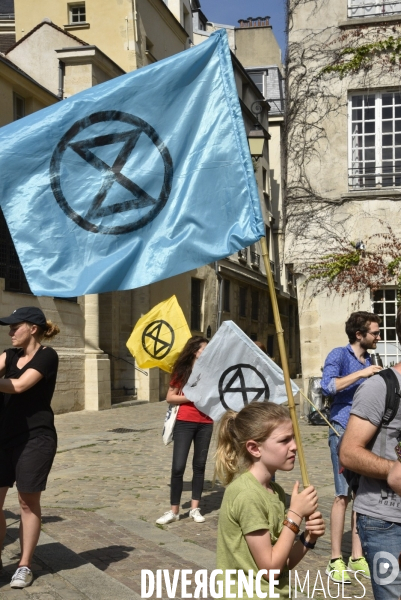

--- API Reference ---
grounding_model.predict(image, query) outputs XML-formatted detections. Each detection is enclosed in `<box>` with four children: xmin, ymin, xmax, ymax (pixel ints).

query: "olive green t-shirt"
<box><xmin>217</xmin><ymin>471</ymin><xmax>290</xmax><ymax>599</ymax></box>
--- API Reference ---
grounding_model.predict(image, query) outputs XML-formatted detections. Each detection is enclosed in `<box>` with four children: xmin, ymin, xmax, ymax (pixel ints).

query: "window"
<box><xmin>267</xmin><ymin>335</ymin><xmax>274</xmax><ymax>357</ymax></box>
<box><xmin>239</xmin><ymin>287</ymin><xmax>247</xmax><ymax>318</ymax></box>
<box><xmin>191</xmin><ymin>278</ymin><xmax>202</xmax><ymax>330</ymax></box>
<box><xmin>223</xmin><ymin>279</ymin><xmax>230</xmax><ymax>312</ymax></box>
<box><xmin>238</xmin><ymin>248</ymin><xmax>248</xmax><ymax>262</ymax></box>
<box><xmin>268</xmin><ymin>296</ymin><xmax>274</xmax><ymax>324</ymax></box>
<box><xmin>372</xmin><ymin>288</ymin><xmax>400</xmax><ymax>365</ymax></box>
<box><xmin>0</xmin><ymin>209</ymin><xmax>31</xmax><ymax>294</ymax></box>
<box><xmin>248</xmin><ymin>71</ymin><xmax>265</xmax><ymax>96</ymax></box>
<box><xmin>69</xmin><ymin>3</ymin><xmax>86</xmax><ymax>23</ymax></box>
<box><xmin>250</xmin><ymin>248</ymin><xmax>260</xmax><ymax>269</ymax></box>
<box><xmin>251</xmin><ymin>290</ymin><xmax>259</xmax><ymax>320</ymax></box>
<box><xmin>265</xmin><ymin>225</ymin><xmax>271</xmax><ymax>254</ymax></box>
<box><xmin>13</xmin><ymin>93</ymin><xmax>25</xmax><ymax>121</ymax></box>
<box><xmin>349</xmin><ymin>92</ymin><xmax>401</xmax><ymax>189</ymax></box>
<box><xmin>262</xmin><ymin>167</ymin><xmax>269</xmax><ymax>195</ymax></box>
<box><xmin>289</xmin><ymin>305</ymin><xmax>294</xmax><ymax>358</ymax></box>
<box><xmin>348</xmin><ymin>0</ymin><xmax>401</xmax><ymax>19</ymax></box>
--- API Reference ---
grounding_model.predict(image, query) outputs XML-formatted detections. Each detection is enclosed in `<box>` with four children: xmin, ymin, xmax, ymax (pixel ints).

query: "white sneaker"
<box><xmin>156</xmin><ymin>510</ymin><xmax>180</xmax><ymax>525</ymax></box>
<box><xmin>10</xmin><ymin>566</ymin><xmax>33</xmax><ymax>588</ymax></box>
<box><xmin>189</xmin><ymin>508</ymin><xmax>205</xmax><ymax>523</ymax></box>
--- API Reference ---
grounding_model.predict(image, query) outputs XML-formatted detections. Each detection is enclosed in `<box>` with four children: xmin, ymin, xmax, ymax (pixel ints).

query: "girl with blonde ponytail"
<box><xmin>215</xmin><ymin>402</ymin><xmax>325</xmax><ymax>599</ymax></box>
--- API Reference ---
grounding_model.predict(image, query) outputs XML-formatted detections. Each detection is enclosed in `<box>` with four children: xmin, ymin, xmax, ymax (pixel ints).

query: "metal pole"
<box><xmin>299</xmin><ymin>390</ymin><xmax>339</xmax><ymax>436</ymax></box>
<box><xmin>260</xmin><ymin>236</ymin><xmax>310</xmax><ymax>487</ymax></box>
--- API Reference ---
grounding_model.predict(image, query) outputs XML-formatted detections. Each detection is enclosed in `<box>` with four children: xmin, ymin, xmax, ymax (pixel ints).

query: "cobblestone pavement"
<box><xmin>0</xmin><ymin>402</ymin><xmax>375</xmax><ymax>599</ymax></box>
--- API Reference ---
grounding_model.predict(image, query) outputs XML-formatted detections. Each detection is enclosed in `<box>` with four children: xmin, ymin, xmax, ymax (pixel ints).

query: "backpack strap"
<box><xmin>377</xmin><ymin>369</ymin><xmax>401</xmax><ymax>498</ymax></box>
<box><xmin>378</xmin><ymin>369</ymin><xmax>401</xmax><ymax>425</ymax></box>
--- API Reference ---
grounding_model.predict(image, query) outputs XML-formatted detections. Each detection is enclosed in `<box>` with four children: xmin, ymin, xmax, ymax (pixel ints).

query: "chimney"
<box><xmin>238</xmin><ymin>16</ymin><xmax>270</xmax><ymax>28</ymax></box>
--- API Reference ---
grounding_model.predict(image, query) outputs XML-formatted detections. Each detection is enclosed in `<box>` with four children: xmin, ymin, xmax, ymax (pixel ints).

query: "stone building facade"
<box><xmin>287</xmin><ymin>0</ymin><xmax>401</xmax><ymax>400</ymax></box>
<box><xmin>193</xmin><ymin>14</ymin><xmax>300</xmax><ymax>377</ymax></box>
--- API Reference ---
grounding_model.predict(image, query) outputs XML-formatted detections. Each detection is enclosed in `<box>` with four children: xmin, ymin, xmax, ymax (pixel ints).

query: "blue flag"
<box><xmin>0</xmin><ymin>29</ymin><xmax>263</xmax><ymax>297</ymax></box>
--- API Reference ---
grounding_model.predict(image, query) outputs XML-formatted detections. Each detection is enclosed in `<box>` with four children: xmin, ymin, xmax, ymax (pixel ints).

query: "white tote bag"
<box><xmin>162</xmin><ymin>404</ymin><xmax>179</xmax><ymax>445</ymax></box>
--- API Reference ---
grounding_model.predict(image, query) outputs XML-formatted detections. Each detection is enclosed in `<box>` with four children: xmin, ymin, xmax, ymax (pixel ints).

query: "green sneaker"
<box><xmin>326</xmin><ymin>557</ymin><xmax>351</xmax><ymax>583</ymax></box>
<box><xmin>348</xmin><ymin>557</ymin><xmax>370</xmax><ymax>579</ymax></box>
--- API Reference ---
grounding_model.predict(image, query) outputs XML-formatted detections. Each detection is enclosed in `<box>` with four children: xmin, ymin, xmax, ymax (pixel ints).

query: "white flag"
<box><xmin>183</xmin><ymin>320</ymin><xmax>299</xmax><ymax>421</ymax></box>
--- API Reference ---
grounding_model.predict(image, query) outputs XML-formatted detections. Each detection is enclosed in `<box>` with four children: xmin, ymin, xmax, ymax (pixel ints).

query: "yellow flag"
<box><xmin>126</xmin><ymin>295</ymin><xmax>191</xmax><ymax>373</ymax></box>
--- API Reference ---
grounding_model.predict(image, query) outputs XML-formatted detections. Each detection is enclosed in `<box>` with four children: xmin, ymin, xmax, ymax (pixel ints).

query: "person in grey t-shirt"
<box><xmin>340</xmin><ymin>307</ymin><xmax>401</xmax><ymax>600</ymax></box>
<box><xmin>388</xmin><ymin>459</ymin><xmax>401</xmax><ymax>495</ymax></box>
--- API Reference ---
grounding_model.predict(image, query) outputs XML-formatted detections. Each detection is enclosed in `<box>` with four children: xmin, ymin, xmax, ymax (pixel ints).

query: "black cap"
<box><xmin>0</xmin><ymin>307</ymin><xmax>47</xmax><ymax>330</ymax></box>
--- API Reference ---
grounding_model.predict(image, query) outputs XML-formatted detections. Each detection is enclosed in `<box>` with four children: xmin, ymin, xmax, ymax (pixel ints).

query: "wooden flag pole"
<box><xmin>260</xmin><ymin>236</ymin><xmax>310</xmax><ymax>487</ymax></box>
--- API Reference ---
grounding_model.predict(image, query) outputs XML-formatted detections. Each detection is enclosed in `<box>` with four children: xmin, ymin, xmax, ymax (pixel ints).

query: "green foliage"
<box><xmin>305</xmin><ymin>230</ymin><xmax>401</xmax><ymax>298</ymax></box>
<box><xmin>321</xmin><ymin>36</ymin><xmax>401</xmax><ymax>78</ymax></box>
<box><xmin>308</xmin><ymin>250</ymin><xmax>360</xmax><ymax>281</ymax></box>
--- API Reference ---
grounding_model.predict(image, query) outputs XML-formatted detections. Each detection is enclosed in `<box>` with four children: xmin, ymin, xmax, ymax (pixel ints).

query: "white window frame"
<box><xmin>69</xmin><ymin>2</ymin><xmax>86</xmax><ymax>24</ymax></box>
<box><xmin>372</xmin><ymin>288</ymin><xmax>401</xmax><ymax>366</ymax></box>
<box><xmin>348</xmin><ymin>90</ymin><xmax>401</xmax><ymax>190</ymax></box>
<box><xmin>348</xmin><ymin>0</ymin><xmax>401</xmax><ymax>18</ymax></box>
<box><xmin>248</xmin><ymin>71</ymin><xmax>266</xmax><ymax>97</ymax></box>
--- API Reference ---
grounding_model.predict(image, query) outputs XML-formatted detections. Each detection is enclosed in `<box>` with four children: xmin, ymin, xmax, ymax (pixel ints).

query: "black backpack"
<box><xmin>338</xmin><ymin>368</ymin><xmax>401</xmax><ymax>493</ymax></box>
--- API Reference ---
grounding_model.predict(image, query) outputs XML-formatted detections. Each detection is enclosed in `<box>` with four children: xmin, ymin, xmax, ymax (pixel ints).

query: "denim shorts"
<box><xmin>328</xmin><ymin>422</ymin><xmax>350</xmax><ymax>497</ymax></box>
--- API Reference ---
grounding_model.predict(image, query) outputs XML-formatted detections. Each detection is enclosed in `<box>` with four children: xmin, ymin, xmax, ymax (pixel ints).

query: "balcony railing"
<box><xmin>250</xmin><ymin>251</ymin><xmax>260</xmax><ymax>269</ymax></box>
<box><xmin>267</xmin><ymin>98</ymin><xmax>285</xmax><ymax>114</ymax></box>
<box><xmin>238</xmin><ymin>248</ymin><xmax>248</xmax><ymax>262</ymax></box>
<box><xmin>349</xmin><ymin>166</ymin><xmax>401</xmax><ymax>189</ymax></box>
<box><xmin>348</xmin><ymin>1</ymin><xmax>401</xmax><ymax>18</ymax></box>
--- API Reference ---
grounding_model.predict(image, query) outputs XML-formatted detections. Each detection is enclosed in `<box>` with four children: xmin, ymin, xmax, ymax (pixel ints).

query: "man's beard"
<box><xmin>360</xmin><ymin>337</ymin><xmax>376</xmax><ymax>351</ymax></box>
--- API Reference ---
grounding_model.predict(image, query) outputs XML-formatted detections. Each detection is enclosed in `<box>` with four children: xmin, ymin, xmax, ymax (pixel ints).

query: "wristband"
<box><xmin>288</xmin><ymin>509</ymin><xmax>302</xmax><ymax>520</ymax></box>
<box><xmin>283</xmin><ymin>518</ymin><xmax>300</xmax><ymax>535</ymax></box>
<box><xmin>300</xmin><ymin>531</ymin><xmax>316</xmax><ymax>549</ymax></box>
<box><xmin>395</xmin><ymin>441</ymin><xmax>401</xmax><ymax>463</ymax></box>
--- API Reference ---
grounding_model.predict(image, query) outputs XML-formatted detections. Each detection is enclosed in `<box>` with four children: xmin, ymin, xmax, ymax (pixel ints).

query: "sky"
<box><xmin>198</xmin><ymin>0</ymin><xmax>287</xmax><ymax>56</ymax></box>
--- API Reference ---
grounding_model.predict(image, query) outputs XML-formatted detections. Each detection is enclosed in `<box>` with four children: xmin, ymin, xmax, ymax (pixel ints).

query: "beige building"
<box><xmin>0</xmin><ymin>0</ymin><xmax>299</xmax><ymax>414</ymax></box>
<box><xmin>287</xmin><ymin>0</ymin><xmax>401</xmax><ymax>400</ymax></box>
<box><xmin>0</xmin><ymin>53</ymin><xmax>58</xmax><ymax>127</ymax></box>
<box><xmin>192</xmin><ymin>13</ymin><xmax>299</xmax><ymax>375</ymax></box>
<box><xmin>14</xmin><ymin>0</ymin><xmax>192</xmax><ymax>73</ymax></box>
<box><xmin>6</xmin><ymin>20</ymin><xmax>124</xmax><ymax>97</ymax></box>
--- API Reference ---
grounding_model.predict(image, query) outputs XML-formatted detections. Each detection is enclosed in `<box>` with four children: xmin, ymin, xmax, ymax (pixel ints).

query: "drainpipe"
<box><xmin>58</xmin><ymin>60</ymin><xmax>65</xmax><ymax>99</ymax></box>
<box><xmin>132</xmin><ymin>0</ymin><xmax>138</xmax><ymax>42</ymax></box>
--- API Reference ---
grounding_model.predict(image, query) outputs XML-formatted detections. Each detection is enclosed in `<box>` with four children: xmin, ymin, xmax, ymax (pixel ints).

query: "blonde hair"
<box><xmin>214</xmin><ymin>402</ymin><xmax>291</xmax><ymax>486</ymax></box>
<box><xmin>40</xmin><ymin>320</ymin><xmax>60</xmax><ymax>340</ymax></box>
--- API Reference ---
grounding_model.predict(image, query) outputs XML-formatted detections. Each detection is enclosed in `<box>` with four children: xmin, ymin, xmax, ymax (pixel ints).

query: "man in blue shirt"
<box><xmin>321</xmin><ymin>311</ymin><xmax>382</xmax><ymax>583</ymax></box>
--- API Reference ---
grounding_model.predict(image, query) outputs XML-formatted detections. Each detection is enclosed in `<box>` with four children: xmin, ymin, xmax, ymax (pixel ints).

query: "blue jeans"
<box><xmin>357</xmin><ymin>514</ymin><xmax>401</xmax><ymax>600</ymax></box>
<box><xmin>328</xmin><ymin>422</ymin><xmax>350</xmax><ymax>497</ymax></box>
<box><xmin>170</xmin><ymin>421</ymin><xmax>213</xmax><ymax>506</ymax></box>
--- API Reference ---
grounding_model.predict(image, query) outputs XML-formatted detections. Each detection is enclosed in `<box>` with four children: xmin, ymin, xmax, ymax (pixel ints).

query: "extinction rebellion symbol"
<box><xmin>50</xmin><ymin>111</ymin><xmax>173</xmax><ymax>235</ymax></box>
<box><xmin>142</xmin><ymin>320</ymin><xmax>175</xmax><ymax>360</ymax></box>
<box><xmin>218</xmin><ymin>364</ymin><xmax>270</xmax><ymax>411</ymax></box>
